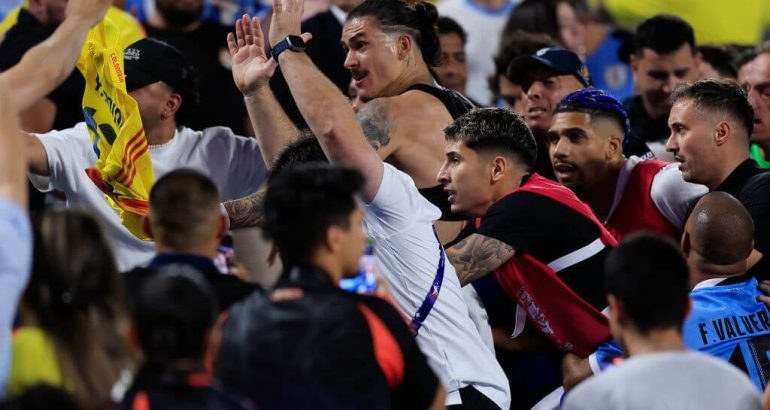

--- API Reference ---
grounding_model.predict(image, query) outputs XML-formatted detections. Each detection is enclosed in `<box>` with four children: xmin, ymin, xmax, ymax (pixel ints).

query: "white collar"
<box><xmin>329</xmin><ymin>5</ymin><xmax>346</xmax><ymax>25</ymax></box>
<box><xmin>692</xmin><ymin>277</ymin><xmax>728</xmax><ymax>291</ymax></box>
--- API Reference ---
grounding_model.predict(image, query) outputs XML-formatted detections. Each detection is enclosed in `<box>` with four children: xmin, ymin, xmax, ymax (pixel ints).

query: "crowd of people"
<box><xmin>1</xmin><ymin>0</ymin><xmax>770</xmax><ymax>409</ymax></box>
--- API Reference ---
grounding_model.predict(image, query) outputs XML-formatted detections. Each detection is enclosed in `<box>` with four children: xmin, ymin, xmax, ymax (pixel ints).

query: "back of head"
<box><xmin>634</xmin><ymin>14</ymin><xmax>695</xmax><ymax>57</ymax></box>
<box><xmin>270</xmin><ymin>134</ymin><xmax>329</xmax><ymax>176</ymax></box>
<box><xmin>264</xmin><ymin>163</ymin><xmax>364</xmax><ymax>267</ymax></box>
<box><xmin>347</xmin><ymin>0</ymin><xmax>441</xmax><ymax>67</ymax></box>
<box><xmin>444</xmin><ymin>107</ymin><xmax>537</xmax><ymax>170</ymax></box>
<box><xmin>686</xmin><ymin>192</ymin><xmax>753</xmax><ymax>268</ymax></box>
<box><xmin>555</xmin><ymin>89</ymin><xmax>630</xmax><ymax>148</ymax></box>
<box><xmin>504</xmin><ymin>0</ymin><xmax>563</xmax><ymax>45</ymax></box>
<box><xmin>493</xmin><ymin>30</ymin><xmax>558</xmax><ymax>79</ymax></box>
<box><xmin>26</xmin><ymin>209</ymin><xmax>124</xmax><ymax>407</ymax></box>
<box><xmin>605</xmin><ymin>234</ymin><xmax>690</xmax><ymax>334</ymax></box>
<box><xmin>670</xmin><ymin>79</ymin><xmax>754</xmax><ymax>140</ymax></box>
<box><xmin>149</xmin><ymin>169</ymin><xmax>221</xmax><ymax>252</ymax></box>
<box><xmin>132</xmin><ymin>264</ymin><xmax>218</xmax><ymax>367</ymax></box>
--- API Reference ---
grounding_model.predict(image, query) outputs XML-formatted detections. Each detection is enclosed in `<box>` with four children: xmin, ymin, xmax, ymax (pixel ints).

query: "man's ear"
<box><xmin>142</xmin><ymin>216</ymin><xmax>154</xmax><ymax>239</ymax></box>
<box><xmin>629</xmin><ymin>53</ymin><xmax>639</xmax><ymax>76</ymax></box>
<box><xmin>681</xmin><ymin>231</ymin><xmax>691</xmax><ymax>257</ymax></box>
<box><xmin>395</xmin><ymin>34</ymin><xmax>413</xmax><ymax>61</ymax></box>
<box><xmin>607</xmin><ymin>134</ymin><xmax>623</xmax><ymax>160</ymax></box>
<box><xmin>490</xmin><ymin>156</ymin><xmax>508</xmax><ymax>182</ymax></box>
<box><xmin>163</xmin><ymin>92</ymin><xmax>183</xmax><ymax>120</ymax></box>
<box><xmin>324</xmin><ymin>226</ymin><xmax>343</xmax><ymax>254</ymax></box>
<box><xmin>608</xmin><ymin>294</ymin><xmax>625</xmax><ymax>324</ymax></box>
<box><xmin>714</xmin><ymin>121</ymin><xmax>731</xmax><ymax>146</ymax></box>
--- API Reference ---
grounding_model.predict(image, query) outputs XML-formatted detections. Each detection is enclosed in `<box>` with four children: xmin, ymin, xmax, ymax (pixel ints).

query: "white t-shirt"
<box><xmin>564</xmin><ymin>350</ymin><xmax>762</xmax><ymax>410</ymax></box>
<box><xmin>363</xmin><ymin>164</ymin><xmax>510</xmax><ymax>408</ymax></box>
<box><xmin>30</xmin><ymin>123</ymin><xmax>268</xmax><ymax>271</ymax></box>
<box><xmin>437</xmin><ymin>0</ymin><xmax>516</xmax><ymax>105</ymax></box>
<box><xmin>606</xmin><ymin>156</ymin><xmax>708</xmax><ymax>229</ymax></box>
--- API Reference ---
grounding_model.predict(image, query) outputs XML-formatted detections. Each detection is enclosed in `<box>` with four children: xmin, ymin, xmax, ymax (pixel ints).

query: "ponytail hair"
<box><xmin>347</xmin><ymin>0</ymin><xmax>441</xmax><ymax>67</ymax></box>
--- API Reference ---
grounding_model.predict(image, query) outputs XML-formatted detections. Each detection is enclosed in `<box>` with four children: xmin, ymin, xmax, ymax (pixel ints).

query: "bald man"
<box><xmin>568</xmin><ymin>192</ymin><xmax>770</xmax><ymax>394</ymax></box>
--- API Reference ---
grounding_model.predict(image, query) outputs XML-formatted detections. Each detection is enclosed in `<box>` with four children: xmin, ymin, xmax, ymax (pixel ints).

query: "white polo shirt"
<box><xmin>364</xmin><ymin>163</ymin><xmax>510</xmax><ymax>409</ymax></box>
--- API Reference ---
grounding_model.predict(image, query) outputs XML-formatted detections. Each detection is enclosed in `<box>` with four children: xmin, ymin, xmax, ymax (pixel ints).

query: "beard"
<box><xmin>157</xmin><ymin>2</ymin><xmax>204</xmax><ymax>28</ymax></box>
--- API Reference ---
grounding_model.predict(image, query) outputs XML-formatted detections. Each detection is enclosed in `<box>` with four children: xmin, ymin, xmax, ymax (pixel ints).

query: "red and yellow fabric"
<box><xmin>77</xmin><ymin>18</ymin><xmax>153</xmax><ymax>240</ymax></box>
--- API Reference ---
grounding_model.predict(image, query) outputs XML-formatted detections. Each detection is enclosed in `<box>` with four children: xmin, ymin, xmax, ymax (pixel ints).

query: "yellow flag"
<box><xmin>77</xmin><ymin>18</ymin><xmax>154</xmax><ymax>240</ymax></box>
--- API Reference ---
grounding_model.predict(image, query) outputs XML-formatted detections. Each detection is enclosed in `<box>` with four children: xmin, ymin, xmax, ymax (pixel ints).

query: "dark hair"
<box><xmin>271</xmin><ymin>133</ymin><xmax>329</xmax><ymax>176</ymax></box>
<box><xmin>670</xmin><ymin>79</ymin><xmax>754</xmax><ymax>138</ymax></box>
<box><xmin>504</xmin><ymin>0</ymin><xmax>585</xmax><ymax>48</ymax></box>
<box><xmin>436</xmin><ymin>16</ymin><xmax>466</xmax><ymax>44</ymax></box>
<box><xmin>132</xmin><ymin>264</ymin><xmax>218</xmax><ymax>367</ymax></box>
<box><xmin>555</xmin><ymin>89</ymin><xmax>630</xmax><ymax>145</ymax></box>
<box><xmin>605</xmin><ymin>234</ymin><xmax>690</xmax><ymax>334</ymax></box>
<box><xmin>25</xmin><ymin>210</ymin><xmax>126</xmax><ymax>408</ymax></box>
<box><xmin>444</xmin><ymin>107</ymin><xmax>537</xmax><ymax>169</ymax></box>
<box><xmin>698</xmin><ymin>45</ymin><xmax>737</xmax><ymax>79</ymax></box>
<box><xmin>347</xmin><ymin>0</ymin><xmax>441</xmax><ymax>67</ymax></box>
<box><xmin>634</xmin><ymin>14</ymin><xmax>695</xmax><ymax>57</ymax></box>
<box><xmin>489</xmin><ymin>30</ymin><xmax>557</xmax><ymax>95</ymax></box>
<box><xmin>264</xmin><ymin>164</ymin><xmax>364</xmax><ymax>267</ymax></box>
<box><xmin>1</xmin><ymin>384</ymin><xmax>80</xmax><ymax>410</ymax></box>
<box><xmin>149</xmin><ymin>169</ymin><xmax>221</xmax><ymax>251</ymax></box>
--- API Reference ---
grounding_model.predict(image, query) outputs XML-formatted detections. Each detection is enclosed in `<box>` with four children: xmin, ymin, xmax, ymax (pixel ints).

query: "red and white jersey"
<box><xmin>605</xmin><ymin>156</ymin><xmax>707</xmax><ymax>241</ymax></box>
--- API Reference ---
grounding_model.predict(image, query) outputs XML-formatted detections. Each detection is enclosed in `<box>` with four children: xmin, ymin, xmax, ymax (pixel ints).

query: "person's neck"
<box><xmin>381</xmin><ymin>63</ymin><xmax>434</xmax><ymax>97</ymax></box>
<box><xmin>623</xmin><ymin>327</ymin><xmax>686</xmax><ymax>357</ymax></box>
<box><xmin>155</xmin><ymin>243</ymin><xmax>218</xmax><ymax>260</ymax></box>
<box><xmin>146</xmin><ymin>121</ymin><xmax>178</xmax><ymax>147</ymax></box>
<box><xmin>689</xmin><ymin>256</ymin><xmax>746</xmax><ymax>289</ymax></box>
<box><xmin>311</xmin><ymin>255</ymin><xmax>344</xmax><ymax>284</ymax></box>
<box><xmin>483</xmin><ymin>170</ymin><xmax>527</xmax><ymax>214</ymax></box>
<box><xmin>147</xmin><ymin>14</ymin><xmax>202</xmax><ymax>32</ymax></box>
<box><xmin>582</xmin><ymin>163</ymin><xmax>621</xmax><ymax>220</ymax></box>
<box><xmin>709</xmin><ymin>152</ymin><xmax>750</xmax><ymax>191</ymax></box>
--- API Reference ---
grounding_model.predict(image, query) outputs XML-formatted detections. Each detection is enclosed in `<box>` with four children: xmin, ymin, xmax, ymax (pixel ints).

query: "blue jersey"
<box><xmin>594</xmin><ymin>277</ymin><xmax>770</xmax><ymax>392</ymax></box>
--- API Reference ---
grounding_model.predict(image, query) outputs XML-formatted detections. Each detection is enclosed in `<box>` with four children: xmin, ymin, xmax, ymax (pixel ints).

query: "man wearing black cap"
<box><xmin>25</xmin><ymin>38</ymin><xmax>269</xmax><ymax>271</ymax></box>
<box><xmin>507</xmin><ymin>47</ymin><xmax>651</xmax><ymax>179</ymax></box>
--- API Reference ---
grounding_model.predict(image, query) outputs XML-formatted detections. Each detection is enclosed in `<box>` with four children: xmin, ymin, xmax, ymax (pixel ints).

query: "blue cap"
<box><xmin>506</xmin><ymin>47</ymin><xmax>591</xmax><ymax>88</ymax></box>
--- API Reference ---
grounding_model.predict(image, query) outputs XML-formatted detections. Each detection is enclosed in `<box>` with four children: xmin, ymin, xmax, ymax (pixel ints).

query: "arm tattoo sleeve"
<box><xmin>446</xmin><ymin>234</ymin><xmax>516</xmax><ymax>286</ymax></box>
<box><xmin>356</xmin><ymin>99</ymin><xmax>394</xmax><ymax>151</ymax></box>
<box><xmin>222</xmin><ymin>186</ymin><xmax>267</xmax><ymax>229</ymax></box>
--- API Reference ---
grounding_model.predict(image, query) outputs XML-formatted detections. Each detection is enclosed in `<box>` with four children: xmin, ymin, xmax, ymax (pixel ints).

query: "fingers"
<box><xmin>226</xmin><ymin>32</ymin><xmax>238</xmax><ymax>57</ymax></box>
<box><xmin>758</xmin><ymin>294</ymin><xmax>770</xmax><ymax>309</ymax></box>
<box><xmin>300</xmin><ymin>32</ymin><xmax>313</xmax><ymax>43</ymax></box>
<box><xmin>252</xmin><ymin>15</ymin><xmax>264</xmax><ymax>50</ymax></box>
<box><xmin>235</xmin><ymin>18</ymin><xmax>246</xmax><ymax>48</ymax></box>
<box><xmin>273</xmin><ymin>0</ymin><xmax>283</xmax><ymax>13</ymax></box>
<box><xmin>759</xmin><ymin>280</ymin><xmax>770</xmax><ymax>294</ymax></box>
<box><xmin>243</xmin><ymin>14</ymin><xmax>254</xmax><ymax>46</ymax></box>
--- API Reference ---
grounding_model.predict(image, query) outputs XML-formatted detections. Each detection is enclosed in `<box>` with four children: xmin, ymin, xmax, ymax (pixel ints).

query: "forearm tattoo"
<box><xmin>447</xmin><ymin>234</ymin><xmax>516</xmax><ymax>286</ymax></box>
<box><xmin>223</xmin><ymin>186</ymin><xmax>267</xmax><ymax>229</ymax></box>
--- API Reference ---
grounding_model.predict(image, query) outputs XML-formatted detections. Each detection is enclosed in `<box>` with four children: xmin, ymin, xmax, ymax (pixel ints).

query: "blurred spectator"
<box><xmin>9</xmin><ymin>210</ymin><xmax>129</xmax><ymax>409</ymax></box>
<box><xmin>547</xmin><ymin>89</ymin><xmax>705</xmax><ymax>241</ymax></box>
<box><xmin>504</xmin><ymin>0</ymin><xmax>587</xmax><ymax>59</ymax></box>
<box><xmin>0</xmin><ymin>0</ymin><xmax>111</xmax><ymax>398</ymax></box>
<box><xmin>26</xmin><ymin>38</ymin><xmax>268</xmax><ymax>271</ymax></box>
<box><xmin>625</xmin><ymin>14</ymin><xmax>699</xmax><ymax>159</ymax></box>
<box><xmin>439</xmin><ymin>0</ymin><xmax>516</xmax><ymax>105</ymax></box>
<box><xmin>665</xmin><ymin>79</ymin><xmax>770</xmax><ymax>279</ymax></box>
<box><xmin>144</xmin><ymin>0</ymin><xmax>248</xmax><ymax>134</ymax></box>
<box><xmin>737</xmin><ymin>44</ymin><xmax>770</xmax><ymax>169</ymax></box>
<box><xmin>120</xmin><ymin>265</ymin><xmax>251</xmax><ymax>410</ymax></box>
<box><xmin>216</xmin><ymin>164</ymin><xmax>444</xmax><ymax>410</ymax></box>
<box><xmin>1</xmin><ymin>384</ymin><xmax>80</xmax><ymax>410</ymax></box>
<box><xmin>697</xmin><ymin>45</ymin><xmax>738</xmax><ymax>80</ymax></box>
<box><xmin>582</xmin><ymin>7</ymin><xmax>635</xmax><ymax>101</ymax></box>
<box><xmin>434</xmin><ymin>16</ymin><xmax>473</xmax><ymax>103</ymax></box>
<box><xmin>562</xmin><ymin>234</ymin><xmax>762</xmax><ymax>410</ymax></box>
<box><xmin>124</xmin><ymin>170</ymin><xmax>259</xmax><ymax>314</ymax></box>
<box><xmin>488</xmin><ymin>30</ymin><xmax>557</xmax><ymax>115</ymax></box>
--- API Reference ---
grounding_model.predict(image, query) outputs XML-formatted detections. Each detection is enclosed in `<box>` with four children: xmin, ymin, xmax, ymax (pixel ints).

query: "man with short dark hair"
<box><xmin>435</xmin><ymin>16</ymin><xmax>470</xmax><ymax>98</ymax></box>
<box><xmin>666</xmin><ymin>79</ymin><xmax>770</xmax><ymax>279</ymax></box>
<box><xmin>625</xmin><ymin>14</ymin><xmax>700</xmax><ymax>158</ymax></box>
<box><xmin>440</xmin><ymin>107</ymin><xmax>616</xmax><ymax>357</ymax></box>
<box><xmin>26</xmin><ymin>38</ymin><xmax>268</xmax><ymax>270</ymax></box>
<box><xmin>215</xmin><ymin>164</ymin><xmax>445</xmax><ymax>410</ymax></box>
<box><xmin>562</xmin><ymin>233</ymin><xmax>762</xmax><ymax>410</ymax></box>
<box><xmin>547</xmin><ymin>89</ymin><xmax>705</xmax><ymax>241</ymax></box>
<box><xmin>123</xmin><ymin>169</ymin><xmax>257</xmax><ymax>313</ymax></box>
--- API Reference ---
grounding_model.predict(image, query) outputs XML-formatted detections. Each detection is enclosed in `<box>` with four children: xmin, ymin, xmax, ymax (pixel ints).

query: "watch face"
<box><xmin>287</xmin><ymin>35</ymin><xmax>307</xmax><ymax>51</ymax></box>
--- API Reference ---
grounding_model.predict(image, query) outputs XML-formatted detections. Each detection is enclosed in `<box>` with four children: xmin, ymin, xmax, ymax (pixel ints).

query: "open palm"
<box><xmin>227</xmin><ymin>15</ymin><xmax>276</xmax><ymax>97</ymax></box>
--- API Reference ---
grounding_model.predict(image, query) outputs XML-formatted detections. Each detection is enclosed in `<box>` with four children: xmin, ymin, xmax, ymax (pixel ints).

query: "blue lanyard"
<box><xmin>410</xmin><ymin>228</ymin><xmax>445</xmax><ymax>333</ymax></box>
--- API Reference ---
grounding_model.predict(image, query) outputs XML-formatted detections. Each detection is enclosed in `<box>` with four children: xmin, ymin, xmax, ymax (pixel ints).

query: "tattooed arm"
<box><xmin>222</xmin><ymin>186</ymin><xmax>266</xmax><ymax>229</ymax></box>
<box><xmin>356</xmin><ymin>99</ymin><xmax>401</xmax><ymax>160</ymax></box>
<box><xmin>446</xmin><ymin>233</ymin><xmax>516</xmax><ymax>286</ymax></box>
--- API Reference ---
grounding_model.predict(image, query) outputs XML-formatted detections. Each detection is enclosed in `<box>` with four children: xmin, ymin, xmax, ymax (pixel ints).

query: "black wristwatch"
<box><xmin>271</xmin><ymin>35</ymin><xmax>307</xmax><ymax>61</ymax></box>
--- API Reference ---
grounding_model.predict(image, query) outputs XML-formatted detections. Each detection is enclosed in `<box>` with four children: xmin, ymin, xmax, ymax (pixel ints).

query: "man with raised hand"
<box><xmin>224</xmin><ymin>4</ymin><xmax>510</xmax><ymax>408</ymax></box>
<box><xmin>0</xmin><ymin>0</ymin><xmax>111</xmax><ymax>395</ymax></box>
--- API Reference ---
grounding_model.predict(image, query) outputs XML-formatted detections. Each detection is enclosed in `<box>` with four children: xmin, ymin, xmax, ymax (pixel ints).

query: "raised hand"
<box><xmin>269</xmin><ymin>0</ymin><xmax>304</xmax><ymax>48</ymax></box>
<box><xmin>64</xmin><ymin>0</ymin><xmax>112</xmax><ymax>28</ymax></box>
<box><xmin>228</xmin><ymin>15</ymin><xmax>277</xmax><ymax>97</ymax></box>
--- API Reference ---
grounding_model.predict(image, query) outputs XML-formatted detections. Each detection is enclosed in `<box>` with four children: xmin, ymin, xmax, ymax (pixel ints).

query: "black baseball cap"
<box><xmin>506</xmin><ymin>47</ymin><xmax>591</xmax><ymax>88</ymax></box>
<box><xmin>124</xmin><ymin>38</ymin><xmax>200</xmax><ymax>103</ymax></box>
